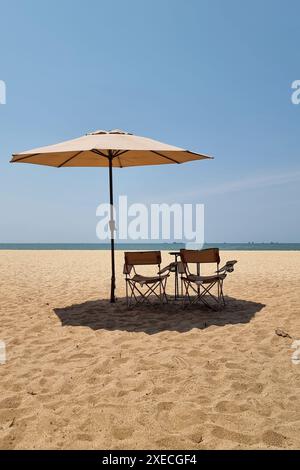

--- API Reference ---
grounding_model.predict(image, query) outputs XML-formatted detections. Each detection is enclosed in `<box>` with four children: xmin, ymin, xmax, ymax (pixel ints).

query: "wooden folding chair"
<box><xmin>124</xmin><ymin>251</ymin><xmax>170</xmax><ymax>308</ymax></box>
<box><xmin>179</xmin><ymin>248</ymin><xmax>237</xmax><ymax>310</ymax></box>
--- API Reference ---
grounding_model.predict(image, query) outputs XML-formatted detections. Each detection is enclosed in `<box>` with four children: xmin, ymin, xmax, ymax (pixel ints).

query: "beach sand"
<box><xmin>0</xmin><ymin>250</ymin><xmax>300</xmax><ymax>449</ymax></box>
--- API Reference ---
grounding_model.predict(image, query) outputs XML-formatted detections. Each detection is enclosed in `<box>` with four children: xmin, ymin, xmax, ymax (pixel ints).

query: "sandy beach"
<box><xmin>0</xmin><ymin>250</ymin><xmax>300</xmax><ymax>449</ymax></box>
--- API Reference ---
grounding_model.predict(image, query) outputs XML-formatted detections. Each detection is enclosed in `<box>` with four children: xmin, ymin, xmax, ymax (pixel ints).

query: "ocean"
<box><xmin>0</xmin><ymin>243</ymin><xmax>299</xmax><ymax>251</ymax></box>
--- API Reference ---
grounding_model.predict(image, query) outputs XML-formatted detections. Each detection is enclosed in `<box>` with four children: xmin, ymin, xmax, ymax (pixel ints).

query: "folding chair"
<box><xmin>124</xmin><ymin>251</ymin><xmax>170</xmax><ymax>308</ymax></box>
<box><xmin>179</xmin><ymin>248</ymin><xmax>237</xmax><ymax>310</ymax></box>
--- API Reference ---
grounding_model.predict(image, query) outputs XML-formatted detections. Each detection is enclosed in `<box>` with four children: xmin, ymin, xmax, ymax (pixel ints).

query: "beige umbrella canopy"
<box><xmin>11</xmin><ymin>129</ymin><xmax>212</xmax><ymax>302</ymax></box>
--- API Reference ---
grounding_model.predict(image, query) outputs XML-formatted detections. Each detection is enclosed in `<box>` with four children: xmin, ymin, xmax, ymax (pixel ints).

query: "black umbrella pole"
<box><xmin>108</xmin><ymin>155</ymin><xmax>116</xmax><ymax>302</ymax></box>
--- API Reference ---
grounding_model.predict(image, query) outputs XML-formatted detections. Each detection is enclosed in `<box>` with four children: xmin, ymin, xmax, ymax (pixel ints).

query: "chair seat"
<box><xmin>184</xmin><ymin>273</ymin><xmax>226</xmax><ymax>285</ymax></box>
<box><xmin>131</xmin><ymin>273</ymin><xmax>169</xmax><ymax>286</ymax></box>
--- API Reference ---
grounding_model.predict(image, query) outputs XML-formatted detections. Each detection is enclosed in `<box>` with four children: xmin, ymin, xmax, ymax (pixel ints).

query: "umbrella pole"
<box><xmin>108</xmin><ymin>154</ymin><xmax>116</xmax><ymax>303</ymax></box>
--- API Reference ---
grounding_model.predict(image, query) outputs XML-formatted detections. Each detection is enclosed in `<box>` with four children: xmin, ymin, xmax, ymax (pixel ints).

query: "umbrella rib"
<box><xmin>150</xmin><ymin>150</ymin><xmax>181</xmax><ymax>164</ymax></box>
<box><xmin>91</xmin><ymin>148</ymin><xmax>123</xmax><ymax>166</ymax></box>
<box><xmin>186</xmin><ymin>149</ymin><xmax>213</xmax><ymax>159</ymax></box>
<box><xmin>11</xmin><ymin>153</ymin><xmax>40</xmax><ymax>162</ymax></box>
<box><xmin>57</xmin><ymin>151</ymin><xmax>83</xmax><ymax>168</ymax></box>
<box><xmin>91</xmin><ymin>149</ymin><xmax>109</xmax><ymax>158</ymax></box>
<box><xmin>111</xmin><ymin>149</ymin><xmax>125</xmax><ymax>167</ymax></box>
<box><xmin>114</xmin><ymin>150</ymin><xmax>128</xmax><ymax>157</ymax></box>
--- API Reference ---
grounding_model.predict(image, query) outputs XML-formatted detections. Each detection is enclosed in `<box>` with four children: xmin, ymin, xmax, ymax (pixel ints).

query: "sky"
<box><xmin>0</xmin><ymin>0</ymin><xmax>299</xmax><ymax>243</ymax></box>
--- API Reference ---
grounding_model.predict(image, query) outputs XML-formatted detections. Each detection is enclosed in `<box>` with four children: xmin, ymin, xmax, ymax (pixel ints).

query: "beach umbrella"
<box><xmin>11</xmin><ymin>129</ymin><xmax>212</xmax><ymax>302</ymax></box>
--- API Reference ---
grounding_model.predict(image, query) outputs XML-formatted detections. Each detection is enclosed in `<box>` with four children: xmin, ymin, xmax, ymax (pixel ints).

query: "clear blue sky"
<box><xmin>0</xmin><ymin>0</ymin><xmax>299</xmax><ymax>243</ymax></box>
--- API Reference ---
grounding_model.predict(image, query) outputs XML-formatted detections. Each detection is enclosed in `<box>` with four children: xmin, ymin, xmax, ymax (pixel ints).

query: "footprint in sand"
<box><xmin>187</xmin><ymin>430</ymin><xmax>203</xmax><ymax>444</ymax></box>
<box><xmin>69</xmin><ymin>353</ymin><xmax>95</xmax><ymax>360</ymax></box>
<box><xmin>42</xmin><ymin>368</ymin><xmax>57</xmax><ymax>377</ymax></box>
<box><xmin>174</xmin><ymin>356</ymin><xmax>189</xmax><ymax>368</ymax></box>
<box><xmin>231</xmin><ymin>381</ymin><xmax>248</xmax><ymax>392</ymax></box>
<box><xmin>262</xmin><ymin>430</ymin><xmax>287</xmax><ymax>447</ymax></box>
<box><xmin>212</xmin><ymin>425</ymin><xmax>257</xmax><ymax>446</ymax></box>
<box><xmin>215</xmin><ymin>400</ymin><xmax>245</xmax><ymax>414</ymax></box>
<box><xmin>156</xmin><ymin>401</ymin><xmax>174</xmax><ymax>412</ymax></box>
<box><xmin>152</xmin><ymin>386</ymin><xmax>168</xmax><ymax>396</ymax></box>
<box><xmin>248</xmin><ymin>382</ymin><xmax>264</xmax><ymax>394</ymax></box>
<box><xmin>76</xmin><ymin>433</ymin><xmax>93</xmax><ymax>442</ymax></box>
<box><xmin>0</xmin><ymin>395</ymin><xmax>22</xmax><ymax>410</ymax></box>
<box><xmin>225</xmin><ymin>362</ymin><xmax>244</xmax><ymax>370</ymax></box>
<box><xmin>205</xmin><ymin>360</ymin><xmax>219</xmax><ymax>371</ymax></box>
<box><xmin>111</xmin><ymin>426</ymin><xmax>134</xmax><ymax>440</ymax></box>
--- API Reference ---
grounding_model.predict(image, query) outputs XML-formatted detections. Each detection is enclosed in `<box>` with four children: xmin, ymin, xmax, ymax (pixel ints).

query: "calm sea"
<box><xmin>0</xmin><ymin>243</ymin><xmax>299</xmax><ymax>251</ymax></box>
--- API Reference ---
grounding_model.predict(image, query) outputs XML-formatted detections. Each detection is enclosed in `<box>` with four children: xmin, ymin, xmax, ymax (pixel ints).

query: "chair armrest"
<box><xmin>158</xmin><ymin>262</ymin><xmax>176</xmax><ymax>275</ymax></box>
<box><xmin>216</xmin><ymin>260</ymin><xmax>237</xmax><ymax>274</ymax></box>
<box><xmin>177</xmin><ymin>261</ymin><xmax>185</xmax><ymax>274</ymax></box>
<box><xmin>123</xmin><ymin>263</ymin><xmax>133</xmax><ymax>275</ymax></box>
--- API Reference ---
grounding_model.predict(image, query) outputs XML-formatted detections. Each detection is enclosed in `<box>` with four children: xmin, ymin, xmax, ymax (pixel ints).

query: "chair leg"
<box><xmin>220</xmin><ymin>280</ymin><xmax>225</xmax><ymax>307</ymax></box>
<box><xmin>125</xmin><ymin>276</ymin><xmax>169</xmax><ymax>309</ymax></box>
<box><xmin>160</xmin><ymin>278</ymin><xmax>168</xmax><ymax>304</ymax></box>
<box><xmin>180</xmin><ymin>276</ymin><xmax>227</xmax><ymax>311</ymax></box>
<box><xmin>182</xmin><ymin>279</ymin><xmax>192</xmax><ymax>308</ymax></box>
<box><xmin>127</xmin><ymin>281</ymin><xmax>140</xmax><ymax>309</ymax></box>
<box><xmin>163</xmin><ymin>277</ymin><xmax>169</xmax><ymax>303</ymax></box>
<box><xmin>159</xmin><ymin>275</ymin><xmax>162</xmax><ymax>302</ymax></box>
<box><xmin>217</xmin><ymin>280</ymin><xmax>222</xmax><ymax>310</ymax></box>
<box><xmin>126</xmin><ymin>277</ymin><xmax>129</xmax><ymax>308</ymax></box>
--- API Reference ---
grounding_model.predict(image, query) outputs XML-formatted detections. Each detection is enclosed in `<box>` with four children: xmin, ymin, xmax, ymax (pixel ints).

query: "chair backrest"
<box><xmin>124</xmin><ymin>251</ymin><xmax>161</xmax><ymax>268</ymax></box>
<box><xmin>180</xmin><ymin>248</ymin><xmax>220</xmax><ymax>264</ymax></box>
<box><xmin>124</xmin><ymin>251</ymin><xmax>162</xmax><ymax>276</ymax></box>
<box><xmin>179</xmin><ymin>248</ymin><xmax>220</xmax><ymax>276</ymax></box>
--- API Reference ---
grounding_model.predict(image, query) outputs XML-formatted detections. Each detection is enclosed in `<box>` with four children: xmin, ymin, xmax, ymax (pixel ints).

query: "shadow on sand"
<box><xmin>54</xmin><ymin>296</ymin><xmax>265</xmax><ymax>335</ymax></box>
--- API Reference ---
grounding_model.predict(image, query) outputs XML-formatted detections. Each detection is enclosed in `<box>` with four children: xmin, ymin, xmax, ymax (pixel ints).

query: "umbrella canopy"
<box><xmin>11</xmin><ymin>129</ymin><xmax>212</xmax><ymax>167</ymax></box>
<box><xmin>11</xmin><ymin>129</ymin><xmax>213</xmax><ymax>302</ymax></box>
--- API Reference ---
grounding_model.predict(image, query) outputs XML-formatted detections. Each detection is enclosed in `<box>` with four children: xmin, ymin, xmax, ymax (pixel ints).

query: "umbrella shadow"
<box><xmin>53</xmin><ymin>296</ymin><xmax>265</xmax><ymax>335</ymax></box>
